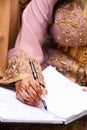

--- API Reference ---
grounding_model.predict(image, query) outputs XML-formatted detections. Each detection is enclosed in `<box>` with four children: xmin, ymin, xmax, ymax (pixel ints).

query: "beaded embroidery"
<box><xmin>54</xmin><ymin>0</ymin><xmax>87</xmax><ymax>46</ymax></box>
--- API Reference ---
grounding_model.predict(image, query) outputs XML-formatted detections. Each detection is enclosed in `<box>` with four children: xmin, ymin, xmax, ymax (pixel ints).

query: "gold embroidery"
<box><xmin>54</xmin><ymin>0</ymin><xmax>87</xmax><ymax>46</ymax></box>
<box><xmin>0</xmin><ymin>50</ymin><xmax>45</xmax><ymax>85</ymax></box>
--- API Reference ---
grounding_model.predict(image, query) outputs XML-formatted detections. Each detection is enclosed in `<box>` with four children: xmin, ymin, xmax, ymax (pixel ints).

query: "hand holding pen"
<box><xmin>29</xmin><ymin>61</ymin><xmax>47</xmax><ymax>110</ymax></box>
<box><xmin>15</xmin><ymin>61</ymin><xmax>47</xmax><ymax>109</ymax></box>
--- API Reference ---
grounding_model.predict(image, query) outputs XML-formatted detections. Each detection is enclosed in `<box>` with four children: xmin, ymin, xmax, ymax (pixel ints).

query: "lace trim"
<box><xmin>0</xmin><ymin>50</ymin><xmax>45</xmax><ymax>86</ymax></box>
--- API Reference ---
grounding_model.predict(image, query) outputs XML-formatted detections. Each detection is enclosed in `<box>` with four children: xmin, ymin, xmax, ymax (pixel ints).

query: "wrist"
<box><xmin>0</xmin><ymin>50</ymin><xmax>45</xmax><ymax>86</ymax></box>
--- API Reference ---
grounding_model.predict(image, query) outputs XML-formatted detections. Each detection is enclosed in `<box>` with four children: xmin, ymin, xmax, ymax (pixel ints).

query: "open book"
<box><xmin>0</xmin><ymin>65</ymin><xmax>87</xmax><ymax>124</ymax></box>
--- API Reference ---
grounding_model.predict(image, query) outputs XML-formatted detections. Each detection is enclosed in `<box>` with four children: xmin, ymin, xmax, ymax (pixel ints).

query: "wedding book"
<box><xmin>0</xmin><ymin>65</ymin><xmax>87</xmax><ymax>124</ymax></box>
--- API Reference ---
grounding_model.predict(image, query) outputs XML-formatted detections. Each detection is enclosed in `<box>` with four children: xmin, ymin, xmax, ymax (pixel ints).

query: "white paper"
<box><xmin>0</xmin><ymin>87</ymin><xmax>63</xmax><ymax>124</ymax></box>
<box><xmin>0</xmin><ymin>65</ymin><xmax>87</xmax><ymax>124</ymax></box>
<box><xmin>43</xmin><ymin>66</ymin><xmax>87</xmax><ymax>123</ymax></box>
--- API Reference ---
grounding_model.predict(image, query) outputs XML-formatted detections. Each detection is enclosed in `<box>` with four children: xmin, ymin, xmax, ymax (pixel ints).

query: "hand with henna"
<box><xmin>15</xmin><ymin>74</ymin><xmax>47</xmax><ymax>107</ymax></box>
<box><xmin>83</xmin><ymin>87</ymin><xmax>87</xmax><ymax>91</ymax></box>
<box><xmin>0</xmin><ymin>50</ymin><xmax>47</xmax><ymax>107</ymax></box>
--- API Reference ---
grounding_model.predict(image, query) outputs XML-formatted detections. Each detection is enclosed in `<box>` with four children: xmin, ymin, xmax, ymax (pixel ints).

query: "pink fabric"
<box><xmin>8</xmin><ymin>0</ymin><xmax>57</xmax><ymax>64</ymax></box>
<box><xmin>50</xmin><ymin>12</ymin><xmax>62</xmax><ymax>43</ymax></box>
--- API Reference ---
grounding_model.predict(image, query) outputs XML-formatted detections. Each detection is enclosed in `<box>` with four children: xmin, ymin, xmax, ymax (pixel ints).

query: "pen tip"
<box><xmin>42</xmin><ymin>100</ymin><xmax>47</xmax><ymax>111</ymax></box>
<box><xmin>45</xmin><ymin>106</ymin><xmax>47</xmax><ymax>111</ymax></box>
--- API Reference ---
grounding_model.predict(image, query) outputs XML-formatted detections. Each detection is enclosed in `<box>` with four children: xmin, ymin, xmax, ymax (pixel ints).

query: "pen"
<box><xmin>29</xmin><ymin>61</ymin><xmax>47</xmax><ymax>110</ymax></box>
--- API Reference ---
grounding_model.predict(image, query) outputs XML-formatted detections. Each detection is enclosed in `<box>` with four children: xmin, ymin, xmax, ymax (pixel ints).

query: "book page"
<box><xmin>0</xmin><ymin>65</ymin><xmax>87</xmax><ymax>124</ymax></box>
<box><xmin>43</xmin><ymin>66</ymin><xmax>87</xmax><ymax>122</ymax></box>
<box><xmin>0</xmin><ymin>86</ymin><xmax>63</xmax><ymax>124</ymax></box>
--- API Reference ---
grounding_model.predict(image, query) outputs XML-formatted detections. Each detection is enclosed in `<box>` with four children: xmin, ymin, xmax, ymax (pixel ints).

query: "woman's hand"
<box><xmin>15</xmin><ymin>75</ymin><xmax>47</xmax><ymax>107</ymax></box>
<box><xmin>82</xmin><ymin>87</ymin><xmax>87</xmax><ymax>92</ymax></box>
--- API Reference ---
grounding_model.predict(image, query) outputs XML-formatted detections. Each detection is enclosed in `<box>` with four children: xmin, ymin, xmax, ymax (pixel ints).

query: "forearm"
<box><xmin>8</xmin><ymin>0</ymin><xmax>57</xmax><ymax>64</ymax></box>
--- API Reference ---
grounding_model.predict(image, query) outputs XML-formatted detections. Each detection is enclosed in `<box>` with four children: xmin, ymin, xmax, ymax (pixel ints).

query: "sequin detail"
<box><xmin>54</xmin><ymin>0</ymin><xmax>87</xmax><ymax>46</ymax></box>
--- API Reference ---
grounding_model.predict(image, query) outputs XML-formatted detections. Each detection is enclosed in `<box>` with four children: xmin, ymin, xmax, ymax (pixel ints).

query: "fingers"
<box><xmin>15</xmin><ymin>77</ymin><xmax>47</xmax><ymax>107</ymax></box>
<box><xmin>16</xmin><ymin>84</ymin><xmax>38</xmax><ymax>106</ymax></box>
<box><xmin>16</xmin><ymin>85</ymin><xmax>42</xmax><ymax>106</ymax></box>
<box><xmin>17</xmin><ymin>89</ymin><xmax>40</xmax><ymax>106</ymax></box>
<box><xmin>82</xmin><ymin>86</ymin><xmax>87</xmax><ymax>91</ymax></box>
<box><xmin>21</xmin><ymin>76</ymin><xmax>47</xmax><ymax>98</ymax></box>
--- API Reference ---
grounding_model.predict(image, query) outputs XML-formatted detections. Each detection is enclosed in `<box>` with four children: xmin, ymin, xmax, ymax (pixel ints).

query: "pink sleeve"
<box><xmin>8</xmin><ymin>0</ymin><xmax>57</xmax><ymax>64</ymax></box>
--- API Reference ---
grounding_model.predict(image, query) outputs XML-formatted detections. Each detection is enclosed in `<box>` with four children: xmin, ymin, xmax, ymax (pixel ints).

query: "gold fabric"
<box><xmin>0</xmin><ymin>50</ymin><xmax>45</xmax><ymax>86</ymax></box>
<box><xmin>0</xmin><ymin>0</ymin><xmax>20</xmax><ymax>77</ymax></box>
<box><xmin>51</xmin><ymin>0</ymin><xmax>87</xmax><ymax>86</ymax></box>
<box><xmin>0</xmin><ymin>0</ymin><xmax>30</xmax><ymax>78</ymax></box>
